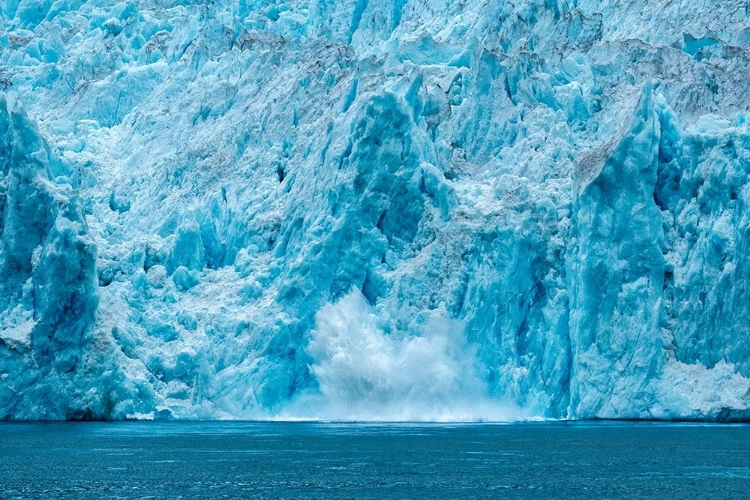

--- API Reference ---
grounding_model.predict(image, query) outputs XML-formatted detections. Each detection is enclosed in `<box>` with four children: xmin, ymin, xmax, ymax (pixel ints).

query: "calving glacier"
<box><xmin>0</xmin><ymin>0</ymin><xmax>749</xmax><ymax>421</ymax></box>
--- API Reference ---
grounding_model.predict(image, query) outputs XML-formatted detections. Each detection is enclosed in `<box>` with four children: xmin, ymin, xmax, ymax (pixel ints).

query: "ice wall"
<box><xmin>0</xmin><ymin>97</ymin><xmax>101</xmax><ymax>419</ymax></box>
<box><xmin>0</xmin><ymin>0</ymin><xmax>749</xmax><ymax>420</ymax></box>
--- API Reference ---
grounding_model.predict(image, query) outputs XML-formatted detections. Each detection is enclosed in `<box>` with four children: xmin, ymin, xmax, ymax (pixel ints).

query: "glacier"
<box><xmin>0</xmin><ymin>0</ymin><xmax>749</xmax><ymax>421</ymax></box>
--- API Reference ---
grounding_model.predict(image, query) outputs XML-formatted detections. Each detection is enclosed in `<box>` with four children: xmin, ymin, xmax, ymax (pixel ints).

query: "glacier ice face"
<box><xmin>0</xmin><ymin>97</ymin><xmax>104</xmax><ymax>419</ymax></box>
<box><xmin>0</xmin><ymin>0</ymin><xmax>749</xmax><ymax>420</ymax></box>
<box><xmin>568</xmin><ymin>85</ymin><xmax>668</xmax><ymax>417</ymax></box>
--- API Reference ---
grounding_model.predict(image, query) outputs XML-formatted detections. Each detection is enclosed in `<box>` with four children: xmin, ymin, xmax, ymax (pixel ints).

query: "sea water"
<box><xmin>0</xmin><ymin>422</ymin><xmax>748</xmax><ymax>499</ymax></box>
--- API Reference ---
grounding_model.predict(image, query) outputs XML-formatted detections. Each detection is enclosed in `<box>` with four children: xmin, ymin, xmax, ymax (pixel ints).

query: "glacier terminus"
<box><xmin>0</xmin><ymin>0</ymin><xmax>749</xmax><ymax>421</ymax></box>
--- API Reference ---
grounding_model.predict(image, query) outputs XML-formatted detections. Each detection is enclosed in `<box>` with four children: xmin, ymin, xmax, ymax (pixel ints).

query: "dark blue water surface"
<box><xmin>0</xmin><ymin>421</ymin><xmax>748</xmax><ymax>499</ymax></box>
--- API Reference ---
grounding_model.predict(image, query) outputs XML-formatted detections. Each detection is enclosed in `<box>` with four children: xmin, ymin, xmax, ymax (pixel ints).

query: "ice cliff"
<box><xmin>1</xmin><ymin>0</ymin><xmax>749</xmax><ymax>421</ymax></box>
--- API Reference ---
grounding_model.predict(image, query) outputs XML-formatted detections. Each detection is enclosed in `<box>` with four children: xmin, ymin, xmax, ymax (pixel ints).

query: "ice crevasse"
<box><xmin>0</xmin><ymin>0</ymin><xmax>749</xmax><ymax>420</ymax></box>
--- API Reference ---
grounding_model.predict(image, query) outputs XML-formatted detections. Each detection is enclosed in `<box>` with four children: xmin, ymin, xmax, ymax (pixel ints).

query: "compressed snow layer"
<box><xmin>0</xmin><ymin>0</ymin><xmax>749</xmax><ymax>420</ymax></box>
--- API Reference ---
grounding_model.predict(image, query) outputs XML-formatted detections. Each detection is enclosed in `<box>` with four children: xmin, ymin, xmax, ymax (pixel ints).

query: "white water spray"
<box><xmin>283</xmin><ymin>290</ymin><xmax>523</xmax><ymax>422</ymax></box>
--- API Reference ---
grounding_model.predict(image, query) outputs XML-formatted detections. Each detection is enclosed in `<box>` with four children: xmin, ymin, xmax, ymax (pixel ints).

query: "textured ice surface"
<box><xmin>0</xmin><ymin>0</ymin><xmax>749</xmax><ymax>420</ymax></box>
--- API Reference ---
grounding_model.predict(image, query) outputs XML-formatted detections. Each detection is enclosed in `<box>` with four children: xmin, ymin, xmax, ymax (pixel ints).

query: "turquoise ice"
<box><xmin>0</xmin><ymin>0</ymin><xmax>749</xmax><ymax>420</ymax></box>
